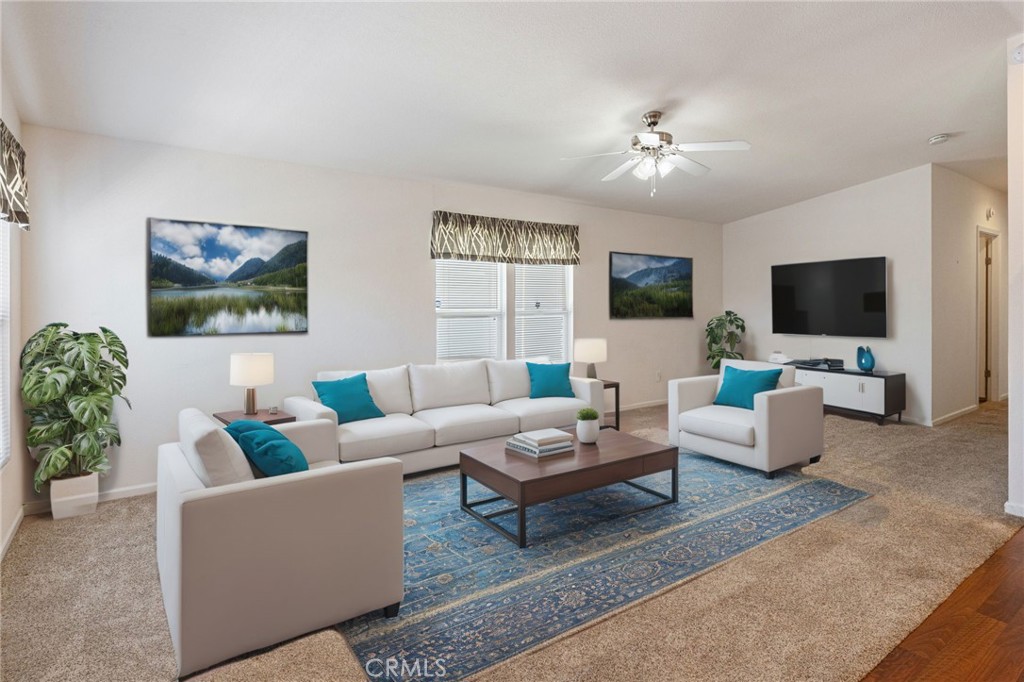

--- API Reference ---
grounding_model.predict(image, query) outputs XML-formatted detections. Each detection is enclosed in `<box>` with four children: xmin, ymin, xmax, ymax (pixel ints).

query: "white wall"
<box><xmin>1</xmin><ymin>62</ymin><xmax>27</xmax><ymax>556</ymax></box>
<box><xmin>1007</xmin><ymin>34</ymin><xmax>1024</xmax><ymax>518</ymax></box>
<box><xmin>930</xmin><ymin>166</ymin><xmax>1008</xmax><ymax>423</ymax></box>
<box><xmin>19</xmin><ymin>125</ymin><xmax>722</xmax><ymax>504</ymax></box>
<box><xmin>722</xmin><ymin>165</ymin><xmax>934</xmax><ymax>424</ymax></box>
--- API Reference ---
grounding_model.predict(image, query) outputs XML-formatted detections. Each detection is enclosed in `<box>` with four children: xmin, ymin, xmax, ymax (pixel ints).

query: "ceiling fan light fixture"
<box><xmin>632</xmin><ymin>156</ymin><xmax>657</xmax><ymax>180</ymax></box>
<box><xmin>657</xmin><ymin>157</ymin><xmax>675</xmax><ymax>178</ymax></box>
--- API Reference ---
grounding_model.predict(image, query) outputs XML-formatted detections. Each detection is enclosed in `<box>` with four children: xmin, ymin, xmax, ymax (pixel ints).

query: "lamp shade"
<box><xmin>230</xmin><ymin>353</ymin><xmax>274</xmax><ymax>387</ymax></box>
<box><xmin>574</xmin><ymin>338</ymin><xmax>608</xmax><ymax>364</ymax></box>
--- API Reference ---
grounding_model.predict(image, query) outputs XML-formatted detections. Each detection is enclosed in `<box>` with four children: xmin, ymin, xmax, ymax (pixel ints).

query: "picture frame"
<box><xmin>147</xmin><ymin>218</ymin><xmax>308</xmax><ymax>336</ymax></box>
<box><xmin>609</xmin><ymin>251</ymin><xmax>693</xmax><ymax>319</ymax></box>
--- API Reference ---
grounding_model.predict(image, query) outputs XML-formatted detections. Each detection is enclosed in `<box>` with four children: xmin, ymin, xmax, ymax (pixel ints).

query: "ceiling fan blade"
<box><xmin>665</xmin><ymin>153</ymin><xmax>711</xmax><ymax>176</ymax></box>
<box><xmin>560</xmin><ymin>150</ymin><xmax>630</xmax><ymax>161</ymax></box>
<box><xmin>601</xmin><ymin>157</ymin><xmax>642</xmax><ymax>181</ymax></box>
<box><xmin>674</xmin><ymin>140</ymin><xmax>751</xmax><ymax>152</ymax></box>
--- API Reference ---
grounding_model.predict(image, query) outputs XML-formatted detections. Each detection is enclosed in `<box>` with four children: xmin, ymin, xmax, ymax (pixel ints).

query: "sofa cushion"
<box><xmin>178</xmin><ymin>408</ymin><xmax>254</xmax><ymax>487</ymax></box>
<box><xmin>678</xmin><ymin>405</ymin><xmax>756</xmax><ymax>447</ymax></box>
<box><xmin>713</xmin><ymin>366</ymin><xmax>783</xmax><ymax>411</ymax></box>
<box><xmin>338</xmin><ymin>414</ymin><xmax>435</xmax><ymax>462</ymax></box>
<box><xmin>408</xmin><ymin>360</ymin><xmax>490</xmax><ymax>412</ymax></box>
<box><xmin>313</xmin><ymin>374</ymin><xmax>387</xmax><ymax>424</ymax></box>
<box><xmin>224</xmin><ymin>421</ymin><xmax>309</xmax><ymax>477</ymax></box>
<box><xmin>486</xmin><ymin>359</ymin><xmax>531</xmax><ymax>404</ymax></box>
<box><xmin>316</xmin><ymin>365</ymin><xmax>413</xmax><ymax>415</ymax></box>
<box><xmin>494</xmin><ymin>397</ymin><xmax>589</xmax><ymax>432</ymax></box>
<box><xmin>412</xmin><ymin>404</ymin><xmax>519</xmax><ymax>447</ymax></box>
<box><xmin>527</xmin><ymin>362</ymin><xmax>574</xmax><ymax>399</ymax></box>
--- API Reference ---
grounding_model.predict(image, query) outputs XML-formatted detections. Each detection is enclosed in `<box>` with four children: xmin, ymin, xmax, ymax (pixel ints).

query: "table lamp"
<box><xmin>230</xmin><ymin>353</ymin><xmax>274</xmax><ymax>415</ymax></box>
<box><xmin>574</xmin><ymin>338</ymin><xmax>608</xmax><ymax>379</ymax></box>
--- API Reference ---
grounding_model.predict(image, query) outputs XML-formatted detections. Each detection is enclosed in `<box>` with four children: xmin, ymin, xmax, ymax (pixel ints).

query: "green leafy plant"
<box><xmin>576</xmin><ymin>407</ymin><xmax>600</xmax><ymax>421</ymax></box>
<box><xmin>705</xmin><ymin>310</ymin><xmax>746</xmax><ymax>369</ymax></box>
<box><xmin>20</xmin><ymin>323</ymin><xmax>130</xmax><ymax>492</ymax></box>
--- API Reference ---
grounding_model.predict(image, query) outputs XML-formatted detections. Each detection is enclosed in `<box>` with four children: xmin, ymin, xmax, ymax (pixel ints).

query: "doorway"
<box><xmin>977</xmin><ymin>229</ymin><xmax>999</xmax><ymax>403</ymax></box>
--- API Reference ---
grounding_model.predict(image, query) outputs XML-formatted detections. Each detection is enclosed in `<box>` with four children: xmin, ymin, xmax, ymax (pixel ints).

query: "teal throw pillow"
<box><xmin>713</xmin><ymin>366</ymin><xmax>783</xmax><ymax>410</ymax></box>
<box><xmin>527</xmin><ymin>362</ymin><xmax>574</xmax><ymax>399</ymax></box>
<box><xmin>224</xmin><ymin>421</ymin><xmax>309</xmax><ymax>477</ymax></box>
<box><xmin>312</xmin><ymin>373</ymin><xmax>386</xmax><ymax>424</ymax></box>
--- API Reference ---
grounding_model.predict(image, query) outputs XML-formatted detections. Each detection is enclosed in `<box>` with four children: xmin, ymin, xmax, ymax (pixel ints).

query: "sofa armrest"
<box><xmin>160</xmin><ymin>456</ymin><xmax>404</xmax><ymax>676</ymax></box>
<box><xmin>570</xmin><ymin>377</ymin><xmax>605</xmax><ymax>426</ymax></box>
<box><xmin>753</xmin><ymin>385</ymin><xmax>824</xmax><ymax>470</ymax></box>
<box><xmin>275</xmin><ymin>418</ymin><xmax>338</xmax><ymax>464</ymax></box>
<box><xmin>667</xmin><ymin>375</ymin><xmax>719</xmax><ymax>446</ymax></box>
<box><xmin>283</xmin><ymin>395</ymin><xmax>337</xmax><ymax>422</ymax></box>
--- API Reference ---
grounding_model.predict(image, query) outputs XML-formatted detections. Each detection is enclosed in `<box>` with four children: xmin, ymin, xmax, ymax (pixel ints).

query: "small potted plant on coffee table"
<box><xmin>576</xmin><ymin>407</ymin><xmax>600</xmax><ymax>444</ymax></box>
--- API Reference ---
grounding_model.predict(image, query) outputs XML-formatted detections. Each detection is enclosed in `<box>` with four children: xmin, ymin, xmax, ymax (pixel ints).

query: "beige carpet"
<box><xmin>1</xmin><ymin>404</ymin><xmax>1020</xmax><ymax>681</ymax></box>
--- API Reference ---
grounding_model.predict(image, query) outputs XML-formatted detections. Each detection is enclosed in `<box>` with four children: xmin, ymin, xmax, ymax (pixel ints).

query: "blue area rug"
<box><xmin>339</xmin><ymin>452</ymin><xmax>867</xmax><ymax>680</ymax></box>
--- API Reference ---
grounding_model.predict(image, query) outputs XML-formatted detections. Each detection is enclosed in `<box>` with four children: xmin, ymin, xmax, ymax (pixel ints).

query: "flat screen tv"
<box><xmin>771</xmin><ymin>257</ymin><xmax>887</xmax><ymax>338</ymax></box>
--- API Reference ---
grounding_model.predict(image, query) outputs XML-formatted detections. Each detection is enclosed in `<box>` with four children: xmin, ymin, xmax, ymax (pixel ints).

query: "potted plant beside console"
<box><xmin>576</xmin><ymin>407</ymin><xmax>600</xmax><ymax>444</ymax></box>
<box><xmin>705</xmin><ymin>310</ymin><xmax>746</xmax><ymax>370</ymax></box>
<box><xmin>20</xmin><ymin>323</ymin><xmax>130</xmax><ymax>519</ymax></box>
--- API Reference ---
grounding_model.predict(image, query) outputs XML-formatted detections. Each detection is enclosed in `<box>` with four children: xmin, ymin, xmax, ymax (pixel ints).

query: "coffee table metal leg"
<box><xmin>671</xmin><ymin>464</ymin><xmax>678</xmax><ymax>503</ymax></box>
<box><xmin>517</xmin><ymin>503</ymin><xmax>527</xmax><ymax>548</ymax></box>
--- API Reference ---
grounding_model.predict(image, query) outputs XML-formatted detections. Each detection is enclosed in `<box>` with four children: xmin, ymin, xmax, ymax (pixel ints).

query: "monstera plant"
<box><xmin>705</xmin><ymin>310</ymin><xmax>746</xmax><ymax>370</ymax></box>
<box><xmin>20</xmin><ymin>323</ymin><xmax>130</xmax><ymax>493</ymax></box>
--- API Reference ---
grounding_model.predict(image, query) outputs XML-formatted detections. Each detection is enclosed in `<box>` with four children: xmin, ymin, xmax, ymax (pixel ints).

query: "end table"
<box><xmin>213</xmin><ymin>409</ymin><xmax>296</xmax><ymax>426</ymax></box>
<box><xmin>600</xmin><ymin>379</ymin><xmax>620</xmax><ymax>431</ymax></box>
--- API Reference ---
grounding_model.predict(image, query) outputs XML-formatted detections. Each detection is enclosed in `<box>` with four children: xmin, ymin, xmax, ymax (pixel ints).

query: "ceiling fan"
<box><xmin>563</xmin><ymin>111</ymin><xmax>751</xmax><ymax>196</ymax></box>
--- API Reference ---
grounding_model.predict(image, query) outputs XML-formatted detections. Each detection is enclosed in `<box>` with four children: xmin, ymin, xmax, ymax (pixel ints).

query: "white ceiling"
<box><xmin>2</xmin><ymin>2</ymin><xmax>1021</xmax><ymax>224</ymax></box>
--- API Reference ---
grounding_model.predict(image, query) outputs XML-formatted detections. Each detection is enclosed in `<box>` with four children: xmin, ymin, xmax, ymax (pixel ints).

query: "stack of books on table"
<box><xmin>506</xmin><ymin>428</ymin><xmax>575</xmax><ymax>458</ymax></box>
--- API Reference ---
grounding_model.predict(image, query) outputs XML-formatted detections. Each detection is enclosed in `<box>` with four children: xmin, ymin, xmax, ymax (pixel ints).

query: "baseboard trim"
<box><xmin>1005</xmin><ymin>501</ymin><xmax>1024</xmax><ymax>518</ymax></box>
<box><xmin>1</xmin><ymin>506</ymin><xmax>24</xmax><ymax>561</ymax></box>
<box><xmin>621</xmin><ymin>399</ymin><xmax>667</xmax><ymax>411</ymax></box>
<box><xmin>23</xmin><ymin>482</ymin><xmax>157</xmax><ymax>517</ymax></box>
<box><xmin>931</xmin><ymin>404</ymin><xmax>979</xmax><ymax>426</ymax></box>
<box><xmin>1000</xmin><ymin>393</ymin><xmax>1010</xmax><ymax>401</ymax></box>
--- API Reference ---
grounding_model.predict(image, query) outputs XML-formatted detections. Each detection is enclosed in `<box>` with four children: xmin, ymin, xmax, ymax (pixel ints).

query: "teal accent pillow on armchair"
<box><xmin>713</xmin><ymin>366</ymin><xmax>783</xmax><ymax>410</ymax></box>
<box><xmin>527</xmin><ymin>362</ymin><xmax>575</xmax><ymax>399</ymax></box>
<box><xmin>312</xmin><ymin>373</ymin><xmax>386</xmax><ymax>424</ymax></box>
<box><xmin>224</xmin><ymin>421</ymin><xmax>309</xmax><ymax>477</ymax></box>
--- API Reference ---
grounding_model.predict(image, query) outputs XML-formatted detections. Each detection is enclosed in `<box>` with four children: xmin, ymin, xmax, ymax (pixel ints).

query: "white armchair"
<box><xmin>668</xmin><ymin>360</ymin><xmax>824</xmax><ymax>478</ymax></box>
<box><xmin>156</xmin><ymin>413</ymin><xmax>404</xmax><ymax>678</ymax></box>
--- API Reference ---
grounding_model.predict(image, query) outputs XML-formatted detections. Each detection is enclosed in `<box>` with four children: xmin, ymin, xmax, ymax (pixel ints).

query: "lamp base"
<box><xmin>243</xmin><ymin>387</ymin><xmax>257</xmax><ymax>415</ymax></box>
<box><xmin>585</xmin><ymin>363</ymin><xmax>598</xmax><ymax>379</ymax></box>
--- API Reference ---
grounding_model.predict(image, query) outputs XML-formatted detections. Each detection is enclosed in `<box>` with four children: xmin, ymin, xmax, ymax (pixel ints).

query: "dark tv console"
<box><xmin>792</xmin><ymin>365</ymin><xmax>906</xmax><ymax>425</ymax></box>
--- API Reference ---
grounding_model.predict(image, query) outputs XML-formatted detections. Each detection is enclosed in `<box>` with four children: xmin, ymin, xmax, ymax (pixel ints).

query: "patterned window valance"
<box><xmin>431</xmin><ymin>210</ymin><xmax>579</xmax><ymax>265</ymax></box>
<box><xmin>0</xmin><ymin>120</ymin><xmax>29</xmax><ymax>230</ymax></box>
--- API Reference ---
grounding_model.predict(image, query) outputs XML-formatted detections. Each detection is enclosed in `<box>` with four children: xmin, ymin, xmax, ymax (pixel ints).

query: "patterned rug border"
<box><xmin>465</xmin><ymin>476</ymin><xmax>869</xmax><ymax>680</ymax></box>
<box><xmin>342</xmin><ymin>456</ymin><xmax>870</xmax><ymax>680</ymax></box>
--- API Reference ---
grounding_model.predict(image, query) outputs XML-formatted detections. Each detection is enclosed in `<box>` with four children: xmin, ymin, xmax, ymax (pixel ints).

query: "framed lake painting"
<box><xmin>148</xmin><ymin>218</ymin><xmax>308</xmax><ymax>336</ymax></box>
<box><xmin>609</xmin><ymin>251</ymin><xmax>693</xmax><ymax>319</ymax></box>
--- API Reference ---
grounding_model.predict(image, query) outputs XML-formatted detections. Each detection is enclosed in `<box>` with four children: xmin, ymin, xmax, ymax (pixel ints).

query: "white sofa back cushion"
<box><xmin>408</xmin><ymin>360</ymin><xmax>491</xmax><ymax>412</ymax></box>
<box><xmin>485</xmin><ymin>359</ymin><xmax>532</xmax><ymax>404</ymax></box>
<box><xmin>316</xmin><ymin>365</ymin><xmax>413</xmax><ymax>415</ymax></box>
<box><xmin>178</xmin><ymin>408</ymin><xmax>254</xmax><ymax>488</ymax></box>
<box><xmin>717</xmin><ymin>359</ymin><xmax>795</xmax><ymax>392</ymax></box>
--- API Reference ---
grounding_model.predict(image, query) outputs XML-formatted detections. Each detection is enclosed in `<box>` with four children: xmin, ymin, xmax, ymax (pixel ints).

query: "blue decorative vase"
<box><xmin>857</xmin><ymin>346</ymin><xmax>875</xmax><ymax>373</ymax></box>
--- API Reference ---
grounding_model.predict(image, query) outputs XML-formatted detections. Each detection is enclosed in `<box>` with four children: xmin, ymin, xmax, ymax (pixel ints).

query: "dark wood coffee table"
<box><xmin>459</xmin><ymin>428</ymin><xmax>678</xmax><ymax>547</ymax></box>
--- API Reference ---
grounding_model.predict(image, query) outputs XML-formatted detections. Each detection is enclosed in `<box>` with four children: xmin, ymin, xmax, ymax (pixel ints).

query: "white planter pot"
<box><xmin>50</xmin><ymin>473</ymin><xmax>99</xmax><ymax>519</ymax></box>
<box><xmin>576</xmin><ymin>419</ymin><xmax>600</xmax><ymax>444</ymax></box>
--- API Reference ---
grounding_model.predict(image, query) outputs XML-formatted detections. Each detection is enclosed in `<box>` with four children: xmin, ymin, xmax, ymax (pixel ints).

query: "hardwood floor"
<box><xmin>863</xmin><ymin>528</ymin><xmax>1024</xmax><ymax>681</ymax></box>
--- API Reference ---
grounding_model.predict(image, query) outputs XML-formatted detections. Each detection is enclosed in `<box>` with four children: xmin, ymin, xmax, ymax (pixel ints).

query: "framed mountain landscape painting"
<box><xmin>609</xmin><ymin>251</ymin><xmax>693</xmax><ymax>319</ymax></box>
<box><xmin>148</xmin><ymin>218</ymin><xmax>308</xmax><ymax>336</ymax></box>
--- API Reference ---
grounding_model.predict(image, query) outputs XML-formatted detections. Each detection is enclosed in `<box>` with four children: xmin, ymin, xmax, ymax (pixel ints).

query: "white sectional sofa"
<box><xmin>284</xmin><ymin>359</ymin><xmax>605</xmax><ymax>474</ymax></box>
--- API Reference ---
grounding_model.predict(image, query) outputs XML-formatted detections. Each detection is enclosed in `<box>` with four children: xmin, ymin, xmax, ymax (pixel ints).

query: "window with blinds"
<box><xmin>435</xmin><ymin>260</ymin><xmax>572</xmax><ymax>363</ymax></box>
<box><xmin>514</xmin><ymin>264</ymin><xmax>572</xmax><ymax>362</ymax></box>
<box><xmin>0</xmin><ymin>224</ymin><xmax>10</xmax><ymax>468</ymax></box>
<box><xmin>435</xmin><ymin>260</ymin><xmax>504</xmax><ymax>361</ymax></box>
